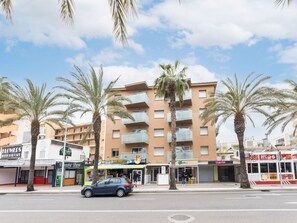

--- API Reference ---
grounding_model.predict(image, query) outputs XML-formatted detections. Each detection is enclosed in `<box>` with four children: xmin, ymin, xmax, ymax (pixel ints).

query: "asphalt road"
<box><xmin>1</xmin><ymin>191</ymin><xmax>297</xmax><ymax>223</ymax></box>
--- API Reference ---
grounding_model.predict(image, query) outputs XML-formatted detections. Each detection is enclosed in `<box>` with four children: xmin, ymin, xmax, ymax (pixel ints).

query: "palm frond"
<box><xmin>59</xmin><ymin>0</ymin><xmax>74</xmax><ymax>24</ymax></box>
<box><xmin>0</xmin><ymin>0</ymin><xmax>12</xmax><ymax>20</ymax></box>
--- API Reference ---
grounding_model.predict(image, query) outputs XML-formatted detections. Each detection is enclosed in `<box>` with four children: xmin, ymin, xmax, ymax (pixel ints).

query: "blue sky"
<box><xmin>1</xmin><ymin>0</ymin><xmax>297</xmax><ymax>143</ymax></box>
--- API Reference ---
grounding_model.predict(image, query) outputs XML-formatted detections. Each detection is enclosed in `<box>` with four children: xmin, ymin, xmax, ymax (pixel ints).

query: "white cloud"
<box><xmin>278</xmin><ymin>44</ymin><xmax>297</xmax><ymax>65</ymax></box>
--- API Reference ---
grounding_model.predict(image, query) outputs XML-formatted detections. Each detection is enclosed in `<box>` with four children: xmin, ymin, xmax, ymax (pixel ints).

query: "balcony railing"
<box><xmin>176</xmin><ymin>90</ymin><xmax>192</xmax><ymax>105</ymax></box>
<box><xmin>122</xmin><ymin>112</ymin><xmax>149</xmax><ymax>126</ymax></box>
<box><xmin>167</xmin><ymin>150</ymin><xmax>194</xmax><ymax>162</ymax></box>
<box><xmin>120</xmin><ymin>152</ymin><xmax>148</xmax><ymax>162</ymax></box>
<box><xmin>167</xmin><ymin>109</ymin><xmax>192</xmax><ymax>123</ymax></box>
<box><xmin>124</xmin><ymin>92</ymin><xmax>150</xmax><ymax>108</ymax></box>
<box><xmin>122</xmin><ymin>132</ymin><xmax>149</xmax><ymax>144</ymax></box>
<box><xmin>167</xmin><ymin>130</ymin><xmax>193</xmax><ymax>143</ymax></box>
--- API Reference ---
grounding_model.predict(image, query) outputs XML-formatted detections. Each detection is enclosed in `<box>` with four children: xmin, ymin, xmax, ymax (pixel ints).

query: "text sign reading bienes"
<box><xmin>1</xmin><ymin>145</ymin><xmax>22</xmax><ymax>160</ymax></box>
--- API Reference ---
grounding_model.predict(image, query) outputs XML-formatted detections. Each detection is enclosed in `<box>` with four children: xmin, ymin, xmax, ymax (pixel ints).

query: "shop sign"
<box><xmin>208</xmin><ymin>160</ymin><xmax>233</xmax><ymax>165</ymax></box>
<box><xmin>59</xmin><ymin>146</ymin><xmax>72</xmax><ymax>157</ymax></box>
<box><xmin>176</xmin><ymin>160</ymin><xmax>198</xmax><ymax>165</ymax></box>
<box><xmin>261</xmin><ymin>173</ymin><xmax>277</xmax><ymax>181</ymax></box>
<box><xmin>259</xmin><ymin>154</ymin><xmax>277</xmax><ymax>160</ymax></box>
<box><xmin>246</xmin><ymin>154</ymin><xmax>259</xmax><ymax>160</ymax></box>
<box><xmin>292</xmin><ymin>154</ymin><xmax>297</xmax><ymax>159</ymax></box>
<box><xmin>282</xmin><ymin>174</ymin><xmax>293</xmax><ymax>180</ymax></box>
<box><xmin>281</xmin><ymin>154</ymin><xmax>292</xmax><ymax>160</ymax></box>
<box><xmin>56</xmin><ymin>161</ymin><xmax>83</xmax><ymax>169</ymax></box>
<box><xmin>0</xmin><ymin>145</ymin><xmax>22</xmax><ymax>160</ymax></box>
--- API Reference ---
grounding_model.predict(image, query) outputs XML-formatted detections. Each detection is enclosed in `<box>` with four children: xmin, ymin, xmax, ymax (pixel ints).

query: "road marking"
<box><xmin>286</xmin><ymin>202</ymin><xmax>297</xmax><ymax>204</ymax></box>
<box><xmin>224</xmin><ymin>197</ymin><xmax>261</xmax><ymax>200</ymax></box>
<box><xmin>1</xmin><ymin>209</ymin><xmax>297</xmax><ymax>213</ymax></box>
<box><xmin>118</xmin><ymin>198</ymin><xmax>156</xmax><ymax>201</ymax></box>
<box><xmin>249</xmin><ymin>194</ymin><xmax>281</xmax><ymax>196</ymax></box>
<box><xmin>18</xmin><ymin>199</ymin><xmax>54</xmax><ymax>201</ymax></box>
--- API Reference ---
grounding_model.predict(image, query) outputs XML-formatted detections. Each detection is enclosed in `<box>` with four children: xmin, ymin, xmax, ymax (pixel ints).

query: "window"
<box><xmin>200</xmin><ymin>146</ymin><xmax>209</xmax><ymax>155</ymax></box>
<box><xmin>154</xmin><ymin>110</ymin><xmax>164</xmax><ymax>118</ymax></box>
<box><xmin>65</xmin><ymin>170</ymin><xmax>75</xmax><ymax>179</ymax></box>
<box><xmin>247</xmin><ymin>163</ymin><xmax>259</xmax><ymax>173</ymax></box>
<box><xmin>132</xmin><ymin>148</ymin><xmax>144</xmax><ymax>153</ymax></box>
<box><xmin>281</xmin><ymin>162</ymin><xmax>292</xmax><ymax>172</ymax></box>
<box><xmin>260</xmin><ymin>163</ymin><xmax>277</xmax><ymax>173</ymax></box>
<box><xmin>200</xmin><ymin>127</ymin><xmax>208</xmax><ymax>136</ymax></box>
<box><xmin>199</xmin><ymin>108</ymin><xmax>206</xmax><ymax>115</ymax></box>
<box><xmin>112</xmin><ymin>148</ymin><xmax>119</xmax><ymax>157</ymax></box>
<box><xmin>34</xmin><ymin>170</ymin><xmax>44</xmax><ymax>177</ymax></box>
<box><xmin>199</xmin><ymin>90</ymin><xmax>207</xmax><ymax>98</ymax></box>
<box><xmin>154</xmin><ymin>128</ymin><xmax>164</xmax><ymax>137</ymax></box>
<box><xmin>112</xmin><ymin>130</ymin><xmax>120</xmax><ymax>138</ymax></box>
<box><xmin>154</xmin><ymin>147</ymin><xmax>164</xmax><ymax>156</ymax></box>
<box><xmin>176</xmin><ymin>146</ymin><xmax>191</xmax><ymax>152</ymax></box>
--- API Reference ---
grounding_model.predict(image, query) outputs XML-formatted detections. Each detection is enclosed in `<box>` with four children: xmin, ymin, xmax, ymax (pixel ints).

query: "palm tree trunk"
<box><xmin>27</xmin><ymin>120</ymin><xmax>40</xmax><ymax>191</ymax></box>
<box><xmin>234</xmin><ymin>114</ymin><xmax>250</xmax><ymax>189</ymax></box>
<box><xmin>169</xmin><ymin>86</ymin><xmax>177</xmax><ymax>190</ymax></box>
<box><xmin>92</xmin><ymin>111</ymin><xmax>101</xmax><ymax>184</ymax></box>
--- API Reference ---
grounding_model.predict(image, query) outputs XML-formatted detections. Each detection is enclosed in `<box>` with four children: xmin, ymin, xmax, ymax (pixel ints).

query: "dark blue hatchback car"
<box><xmin>81</xmin><ymin>177</ymin><xmax>133</xmax><ymax>198</ymax></box>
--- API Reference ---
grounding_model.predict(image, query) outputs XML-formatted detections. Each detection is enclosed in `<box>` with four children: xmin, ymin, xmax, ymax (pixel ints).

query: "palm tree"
<box><xmin>57</xmin><ymin>65</ymin><xmax>133</xmax><ymax>184</ymax></box>
<box><xmin>200</xmin><ymin>73</ymin><xmax>281</xmax><ymax>189</ymax></box>
<box><xmin>154</xmin><ymin>60</ymin><xmax>189</xmax><ymax>190</ymax></box>
<box><xmin>0</xmin><ymin>0</ymin><xmax>137</xmax><ymax>45</ymax></box>
<box><xmin>265</xmin><ymin>79</ymin><xmax>297</xmax><ymax>136</ymax></box>
<box><xmin>275</xmin><ymin>0</ymin><xmax>293</xmax><ymax>7</ymax></box>
<box><xmin>5</xmin><ymin>79</ymin><xmax>64</xmax><ymax>191</ymax></box>
<box><xmin>0</xmin><ymin>76</ymin><xmax>10</xmax><ymax>113</ymax></box>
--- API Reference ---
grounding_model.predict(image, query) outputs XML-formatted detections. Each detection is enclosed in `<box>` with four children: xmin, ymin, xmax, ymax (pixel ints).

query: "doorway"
<box><xmin>20</xmin><ymin>170</ymin><xmax>29</xmax><ymax>184</ymax></box>
<box><xmin>218</xmin><ymin>166</ymin><xmax>235</xmax><ymax>182</ymax></box>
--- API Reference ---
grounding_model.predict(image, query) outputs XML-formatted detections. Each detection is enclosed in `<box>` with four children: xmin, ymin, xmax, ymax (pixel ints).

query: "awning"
<box><xmin>87</xmin><ymin>164</ymin><xmax>146</xmax><ymax>170</ymax></box>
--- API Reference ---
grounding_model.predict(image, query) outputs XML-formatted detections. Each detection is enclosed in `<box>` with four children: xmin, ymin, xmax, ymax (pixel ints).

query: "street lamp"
<box><xmin>60</xmin><ymin>98</ymin><xmax>71</xmax><ymax>190</ymax></box>
<box><xmin>275</xmin><ymin>144</ymin><xmax>282</xmax><ymax>187</ymax></box>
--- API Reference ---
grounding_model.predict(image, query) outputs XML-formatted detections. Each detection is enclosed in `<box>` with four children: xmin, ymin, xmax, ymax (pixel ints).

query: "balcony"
<box><xmin>176</xmin><ymin>90</ymin><xmax>192</xmax><ymax>106</ymax></box>
<box><xmin>0</xmin><ymin>124</ymin><xmax>18</xmax><ymax>133</ymax></box>
<box><xmin>167</xmin><ymin>109</ymin><xmax>192</xmax><ymax>124</ymax></box>
<box><xmin>120</xmin><ymin>152</ymin><xmax>148</xmax><ymax>163</ymax></box>
<box><xmin>124</xmin><ymin>92</ymin><xmax>150</xmax><ymax>108</ymax></box>
<box><xmin>167</xmin><ymin>129</ymin><xmax>193</xmax><ymax>143</ymax></box>
<box><xmin>167</xmin><ymin>150</ymin><xmax>194</xmax><ymax>162</ymax></box>
<box><xmin>122</xmin><ymin>112</ymin><xmax>149</xmax><ymax>126</ymax></box>
<box><xmin>122</xmin><ymin>132</ymin><xmax>149</xmax><ymax>144</ymax></box>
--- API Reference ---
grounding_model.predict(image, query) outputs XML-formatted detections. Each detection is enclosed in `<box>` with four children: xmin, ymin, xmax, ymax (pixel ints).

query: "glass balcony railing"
<box><xmin>167</xmin><ymin>109</ymin><xmax>192</xmax><ymax>123</ymax></box>
<box><xmin>122</xmin><ymin>112</ymin><xmax>149</xmax><ymax>126</ymax></box>
<box><xmin>120</xmin><ymin>152</ymin><xmax>148</xmax><ymax>162</ymax></box>
<box><xmin>167</xmin><ymin>130</ymin><xmax>193</xmax><ymax>143</ymax></box>
<box><xmin>167</xmin><ymin>150</ymin><xmax>194</xmax><ymax>162</ymax></box>
<box><xmin>124</xmin><ymin>92</ymin><xmax>150</xmax><ymax>108</ymax></box>
<box><xmin>122</xmin><ymin>132</ymin><xmax>149</xmax><ymax>144</ymax></box>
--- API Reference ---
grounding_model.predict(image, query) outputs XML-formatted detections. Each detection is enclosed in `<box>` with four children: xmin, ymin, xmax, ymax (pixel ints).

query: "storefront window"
<box><xmin>248</xmin><ymin>163</ymin><xmax>259</xmax><ymax>173</ymax></box>
<box><xmin>281</xmin><ymin>162</ymin><xmax>292</xmax><ymax>172</ymax></box>
<box><xmin>260</xmin><ymin>163</ymin><xmax>268</xmax><ymax>173</ymax></box>
<box><xmin>268</xmin><ymin>163</ymin><xmax>277</xmax><ymax>173</ymax></box>
<box><xmin>260</xmin><ymin>163</ymin><xmax>277</xmax><ymax>173</ymax></box>
<box><xmin>34</xmin><ymin>170</ymin><xmax>44</xmax><ymax>177</ymax></box>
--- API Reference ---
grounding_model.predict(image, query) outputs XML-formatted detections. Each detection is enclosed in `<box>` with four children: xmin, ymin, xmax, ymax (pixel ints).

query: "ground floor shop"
<box><xmin>246</xmin><ymin>152</ymin><xmax>297</xmax><ymax>185</ymax></box>
<box><xmin>0</xmin><ymin>159</ymin><xmax>84</xmax><ymax>186</ymax></box>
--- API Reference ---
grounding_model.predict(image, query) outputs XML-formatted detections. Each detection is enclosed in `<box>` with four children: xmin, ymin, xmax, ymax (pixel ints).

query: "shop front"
<box><xmin>174</xmin><ymin>160</ymin><xmax>199</xmax><ymax>184</ymax></box>
<box><xmin>84</xmin><ymin>163</ymin><xmax>146</xmax><ymax>186</ymax></box>
<box><xmin>207</xmin><ymin>160</ymin><xmax>239</xmax><ymax>183</ymax></box>
<box><xmin>55</xmin><ymin>161</ymin><xmax>84</xmax><ymax>186</ymax></box>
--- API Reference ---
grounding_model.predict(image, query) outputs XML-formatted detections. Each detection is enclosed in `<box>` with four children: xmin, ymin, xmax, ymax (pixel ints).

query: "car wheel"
<box><xmin>84</xmin><ymin>190</ymin><xmax>92</xmax><ymax>198</ymax></box>
<box><xmin>116</xmin><ymin>189</ymin><xmax>125</xmax><ymax>197</ymax></box>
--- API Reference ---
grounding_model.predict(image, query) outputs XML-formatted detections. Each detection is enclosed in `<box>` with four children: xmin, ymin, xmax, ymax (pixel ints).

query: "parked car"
<box><xmin>81</xmin><ymin>177</ymin><xmax>133</xmax><ymax>198</ymax></box>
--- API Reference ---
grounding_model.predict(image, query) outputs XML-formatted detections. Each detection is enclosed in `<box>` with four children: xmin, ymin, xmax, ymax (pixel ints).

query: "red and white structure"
<box><xmin>246</xmin><ymin>151</ymin><xmax>297</xmax><ymax>185</ymax></box>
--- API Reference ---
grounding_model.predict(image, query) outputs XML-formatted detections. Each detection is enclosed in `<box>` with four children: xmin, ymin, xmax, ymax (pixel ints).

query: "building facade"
<box><xmin>0</xmin><ymin>138</ymin><xmax>90</xmax><ymax>186</ymax></box>
<box><xmin>104</xmin><ymin>81</ymin><xmax>217</xmax><ymax>184</ymax></box>
<box><xmin>45</xmin><ymin>120</ymin><xmax>106</xmax><ymax>162</ymax></box>
<box><xmin>0</xmin><ymin>113</ymin><xmax>18</xmax><ymax>147</ymax></box>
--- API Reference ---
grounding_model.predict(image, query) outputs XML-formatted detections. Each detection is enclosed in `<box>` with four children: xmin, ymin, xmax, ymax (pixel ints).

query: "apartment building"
<box><xmin>0</xmin><ymin>113</ymin><xmax>18</xmax><ymax>147</ymax></box>
<box><xmin>104</xmin><ymin>81</ymin><xmax>217</xmax><ymax>184</ymax></box>
<box><xmin>45</xmin><ymin>120</ymin><xmax>106</xmax><ymax>161</ymax></box>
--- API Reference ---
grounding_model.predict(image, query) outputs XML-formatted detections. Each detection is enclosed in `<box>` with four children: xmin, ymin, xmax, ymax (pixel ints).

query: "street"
<box><xmin>1</xmin><ymin>191</ymin><xmax>297</xmax><ymax>223</ymax></box>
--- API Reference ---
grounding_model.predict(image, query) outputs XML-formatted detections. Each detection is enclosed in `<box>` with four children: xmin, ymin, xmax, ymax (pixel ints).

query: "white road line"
<box><xmin>224</xmin><ymin>197</ymin><xmax>261</xmax><ymax>200</ymax></box>
<box><xmin>118</xmin><ymin>198</ymin><xmax>156</xmax><ymax>201</ymax></box>
<box><xmin>249</xmin><ymin>194</ymin><xmax>281</xmax><ymax>196</ymax></box>
<box><xmin>18</xmin><ymin>199</ymin><xmax>54</xmax><ymax>201</ymax></box>
<box><xmin>1</xmin><ymin>209</ymin><xmax>297</xmax><ymax>213</ymax></box>
<box><xmin>286</xmin><ymin>202</ymin><xmax>297</xmax><ymax>204</ymax></box>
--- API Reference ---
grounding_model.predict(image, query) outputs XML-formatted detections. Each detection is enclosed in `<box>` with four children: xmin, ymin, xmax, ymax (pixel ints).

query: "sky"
<box><xmin>0</xmin><ymin>0</ymin><xmax>296</xmax><ymax>144</ymax></box>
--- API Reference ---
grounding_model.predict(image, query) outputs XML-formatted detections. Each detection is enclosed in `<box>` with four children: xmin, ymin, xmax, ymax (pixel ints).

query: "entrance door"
<box><xmin>150</xmin><ymin>167</ymin><xmax>160</xmax><ymax>182</ymax></box>
<box><xmin>47</xmin><ymin>170</ymin><xmax>53</xmax><ymax>184</ymax></box>
<box><xmin>132</xmin><ymin>170</ymin><xmax>142</xmax><ymax>185</ymax></box>
<box><xmin>20</xmin><ymin>170</ymin><xmax>29</xmax><ymax>184</ymax></box>
<box><xmin>218</xmin><ymin>166</ymin><xmax>235</xmax><ymax>182</ymax></box>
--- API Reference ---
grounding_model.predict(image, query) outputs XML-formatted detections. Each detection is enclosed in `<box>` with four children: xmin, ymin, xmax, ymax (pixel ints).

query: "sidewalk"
<box><xmin>1</xmin><ymin>183</ymin><xmax>297</xmax><ymax>194</ymax></box>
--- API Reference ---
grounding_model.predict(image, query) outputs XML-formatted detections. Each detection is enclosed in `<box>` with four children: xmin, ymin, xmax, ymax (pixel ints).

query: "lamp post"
<box><xmin>275</xmin><ymin>145</ymin><xmax>282</xmax><ymax>187</ymax></box>
<box><xmin>60</xmin><ymin>99</ymin><xmax>71</xmax><ymax>190</ymax></box>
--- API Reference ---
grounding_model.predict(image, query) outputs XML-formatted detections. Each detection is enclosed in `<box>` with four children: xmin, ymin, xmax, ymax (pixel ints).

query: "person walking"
<box><xmin>133</xmin><ymin>171</ymin><xmax>138</xmax><ymax>187</ymax></box>
<box><xmin>182</xmin><ymin>170</ymin><xmax>188</xmax><ymax>184</ymax></box>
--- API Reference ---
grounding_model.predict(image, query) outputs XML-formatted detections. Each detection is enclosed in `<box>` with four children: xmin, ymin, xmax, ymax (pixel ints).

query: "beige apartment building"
<box><xmin>45</xmin><ymin>120</ymin><xmax>106</xmax><ymax>161</ymax></box>
<box><xmin>0</xmin><ymin>113</ymin><xmax>18</xmax><ymax>147</ymax></box>
<box><xmin>104</xmin><ymin>81</ymin><xmax>218</xmax><ymax>184</ymax></box>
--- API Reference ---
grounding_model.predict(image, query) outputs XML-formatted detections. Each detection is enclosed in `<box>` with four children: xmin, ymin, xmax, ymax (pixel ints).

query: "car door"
<box><xmin>92</xmin><ymin>179</ymin><xmax>109</xmax><ymax>195</ymax></box>
<box><xmin>107</xmin><ymin>178</ymin><xmax>120</xmax><ymax>194</ymax></box>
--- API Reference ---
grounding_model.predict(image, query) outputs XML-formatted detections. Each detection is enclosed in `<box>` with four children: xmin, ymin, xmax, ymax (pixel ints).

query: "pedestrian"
<box><xmin>182</xmin><ymin>170</ymin><xmax>188</xmax><ymax>184</ymax></box>
<box><xmin>133</xmin><ymin>171</ymin><xmax>138</xmax><ymax>187</ymax></box>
